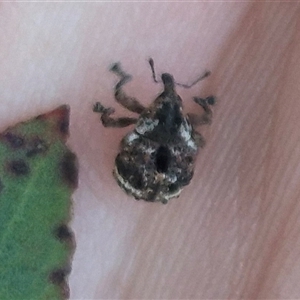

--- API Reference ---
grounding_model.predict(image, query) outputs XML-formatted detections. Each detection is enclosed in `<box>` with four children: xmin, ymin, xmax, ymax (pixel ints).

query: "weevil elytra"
<box><xmin>93</xmin><ymin>59</ymin><xmax>215</xmax><ymax>204</ymax></box>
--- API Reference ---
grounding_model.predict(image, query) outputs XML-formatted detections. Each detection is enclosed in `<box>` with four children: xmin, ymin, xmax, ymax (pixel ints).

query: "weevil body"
<box><xmin>93</xmin><ymin>59</ymin><xmax>215</xmax><ymax>204</ymax></box>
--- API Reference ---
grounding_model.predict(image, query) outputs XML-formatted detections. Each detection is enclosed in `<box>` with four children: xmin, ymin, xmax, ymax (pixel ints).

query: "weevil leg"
<box><xmin>93</xmin><ymin>102</ymin><xmax>138</xmax><ymax>128</ymax></box>
<box><xmin>188</xmin><ymin>96</ymin><xmax>216</xmax><ymax>126</ymax></box>
<box><xmin>193</xmin><ymin>131</ymin><xmax>206</xmax><ymax>148</ymax></box>
<box><xmin>110</xmin><ymin>63</ymin><xmax>146</xmax><ymax>114</ymax></box>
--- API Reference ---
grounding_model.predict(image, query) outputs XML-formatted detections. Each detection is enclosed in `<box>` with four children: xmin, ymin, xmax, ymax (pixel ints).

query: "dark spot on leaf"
<box><xmin>59</xmin><ymin>113</ymin><xmax>70</xmax><ymax>136</ymax></box>
<box><xmin>2</xmin><ymin>132</ymin><xmax>25</xmax><ymax>148</ymax></box>
<box><xmin>35</xmin><ymin>105</ymin><xmax>70</xmax><ymax>139</ymax></box>
<box><xmin>26</xmin><ymin>138</ymin><xmax>48</xmax><ymax>157</ymax></box>
<box><xmin>54</xmin><ymin>224</ymin><xmax>74</xmax><ymax>244</ymax></box>
<box><xmin>8</xmin><ymin>160</ymin><xmax>30</xmax><ymax>176</ymax></box>
<box><xmin>49</xmin><ymin>269</ymin><xmax>65</xmax><ymax>285</ymax></box>
<box><xmin>53</xmin><ymin>105</ymin><xmax>70</xmax><ymax>137</ymax></box>
<box><xmin>49</xmin><ymin>267</ymin><xmax>70</xmax><ymax>299</ymax></box>
<box><xmin>60</xmin><ymin>151</ymin><xmax>78</xmax><ymax>188</ymax></box>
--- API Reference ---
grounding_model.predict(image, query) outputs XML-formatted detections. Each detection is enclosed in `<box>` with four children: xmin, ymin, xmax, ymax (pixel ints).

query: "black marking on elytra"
<box><xmin>26</xmin><ymin>138</ymin><xmax>48</xmax><ymax>157</ymax></box>
<box><xmin>60</xmin><ymin>151</ymin><xmax>78</xmax><ymax>188</ymax></box>
<box><xmin>49</xmin><ymin>267</ymin><xmax>71</xmax><ymax>299</ymax></box>
<box><xmin>54</xmin><ymin>224</ymin><xmax>74</xmax><ymax>244</ymax></box>
<box><xmin>155</xmin><ymin>146</ymin><xmax>171</xmax><ymax>173</ymax></box>
<box><xmin>8</xmin><ymin>159</ymin><xmax>30</xmax><ymax>176</ymax></box>
<box><xmin>2</xmin><ymin>132</ymin><xmax>25</xmax><ymax>148</ymax></box>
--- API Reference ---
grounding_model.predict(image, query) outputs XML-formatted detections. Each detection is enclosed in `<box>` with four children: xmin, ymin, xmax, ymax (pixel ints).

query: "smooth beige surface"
<box><xmin>1</xmin><ymin>3</ymin><xmax>300</xmax><ymax>299</ymax></box>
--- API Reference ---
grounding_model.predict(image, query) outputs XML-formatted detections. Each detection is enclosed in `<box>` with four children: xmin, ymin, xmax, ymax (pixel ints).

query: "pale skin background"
<box><xmin>1</xmin><ymin>2</ymin><xmax>300</xmax><ymax>299</ymax></box>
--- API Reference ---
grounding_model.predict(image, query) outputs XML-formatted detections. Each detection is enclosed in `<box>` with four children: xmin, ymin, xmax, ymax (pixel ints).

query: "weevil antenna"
<box><xmin>148</xmin><ymin>58</ymin><xmax>160</xmax><ymax>84</ymax></box>
<box><xmin>175</xmin><ymin>70</ymin><xmax>211</xmax><ymax>89</ymax></box>
<box><xmin>148</xmin><ymin>58</ymin><xmax>211</xmax><ymax>89</ymax></box>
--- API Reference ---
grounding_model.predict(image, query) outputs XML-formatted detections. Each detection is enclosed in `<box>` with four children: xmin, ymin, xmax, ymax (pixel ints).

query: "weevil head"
<box><xmin>135</xmin><ymin>73</ymin><xmax>187</xmax><ymax>143</ymax></box>
<box><xmin>136</xmin><ymin>96</ymin><xmax>185</xmax><ymax>143</ymax></box>
<box><xmin>161</xmin><ymin>73</ymin><xmax>175</xmax><ymax>93</ymax></box>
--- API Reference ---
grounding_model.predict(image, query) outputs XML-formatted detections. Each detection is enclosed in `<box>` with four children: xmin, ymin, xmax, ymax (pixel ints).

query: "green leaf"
<box><xmin>0</xmin><ymin>106</ymin><xmax>78</xmax><ymax>300</ymax></box>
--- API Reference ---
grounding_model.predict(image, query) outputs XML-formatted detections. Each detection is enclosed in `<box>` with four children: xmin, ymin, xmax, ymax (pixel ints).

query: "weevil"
<box><xmin>93</xmin><ymin>59</ymin><xmax>215</xmax><ymax>204</ymax></box>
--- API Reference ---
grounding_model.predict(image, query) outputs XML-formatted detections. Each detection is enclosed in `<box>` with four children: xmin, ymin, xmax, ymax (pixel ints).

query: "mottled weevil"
<box><xmin>93</xmin><ymin>59</ymin><xmax>215</xmax><ymax>204</ymax></box>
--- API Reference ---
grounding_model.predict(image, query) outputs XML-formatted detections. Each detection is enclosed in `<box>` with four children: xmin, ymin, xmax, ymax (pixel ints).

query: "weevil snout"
<box><xmin>161</xmin><ymin>73</ymin><xmax>175</xmax><ymax>91</ymax></box>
